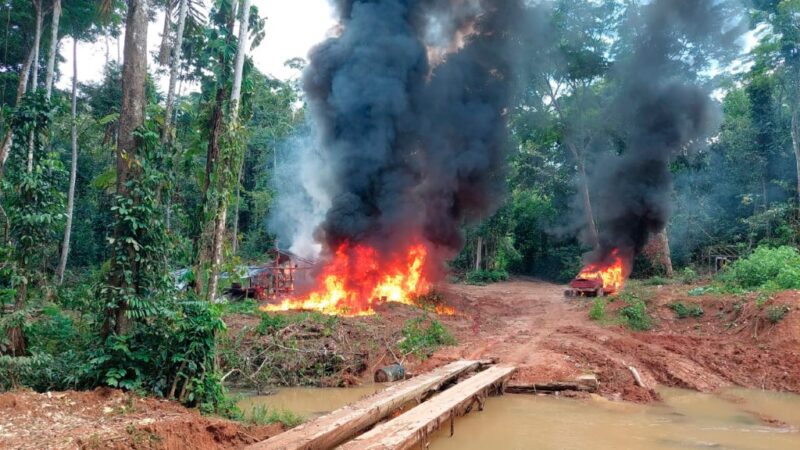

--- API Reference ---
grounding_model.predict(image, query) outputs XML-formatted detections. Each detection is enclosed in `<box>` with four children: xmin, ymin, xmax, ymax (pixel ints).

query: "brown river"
<box><xmin>239</xmin><ymin>386</ymin><xmax>800</xmax><ymax>449</ymax></box>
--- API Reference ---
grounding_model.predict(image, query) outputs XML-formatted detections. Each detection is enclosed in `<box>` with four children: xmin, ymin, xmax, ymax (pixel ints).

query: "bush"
<box><xmin>639</xmin><ymin>276</ymin><xmax>671</xmax><ymax>286</ymax></box>
<box><xmin>766</xmin><ymin>305</ymin><xmax>790</xmax><ymax>324</ymax></box>
<box><xmin>589</xmin><ymin>298</ymin><xmax>607</xmax><ymax>321</ymax></box>
<box><xmin>680</xmin><ymin>267</ymin><xmax>699</xmax><ymax>285</ymax></box>
<box><xmin>465</xmin><ymin>270</ymin><xmax>509</xmax><ymax>285</ymax></box>
<box><xmin>249</xmin><ymin>404</ymin><xmax>304</xmax><ymax>428</ymax></box>
<box><xmin>720</xmin><ymin>246</ymin><xmax>800</xmax><ymax>291</ymax></box>
<box><xmin>618</xmin><ymin>295</ymin><xmax>653</xmax><ymax>331</ymax></box>
<box><xmin>687</xmin><ymin>286</ymin><xmax>722</xmax><ymax>296</ymax></box>
<box><xmin>668</xmin><ymin>302</ymin><xmax>704</xmax><ymax>319</ymax></box>
<box><xmin>398</xmin><ymin>316</ymin><xmax>456</xmax><ymax>359</ymax></box>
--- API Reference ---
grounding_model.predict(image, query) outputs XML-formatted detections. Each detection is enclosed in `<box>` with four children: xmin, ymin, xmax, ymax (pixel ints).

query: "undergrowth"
<box><xmin>617</xmin><ymin>293</ymin><xmax>653</xmax><ymax>331</ymax></box>
<box><xmin>465</xmin><ymin>269</ymin><xmax>509</xmax><ymax>286</ymax></box>
<box><xmin>398</xmin><ymin>315</ymin><xmax>456</xmax><ymax>359</ymax></box>
<box><xmin>669</xmin><ymin>302</ymin><xmax>704</xmax><ymax>319</ymax></box>
<box><xmin>588</xmin><ymin>298</ymin><xmax>607</xmax><ymax>321</ymax></box>
<box><xmin>248</xmin><ymin>404</ymin><xmax>304</xmax><ymax>428</ymax></box>
<box><xmin>718</xmin><ymin>245</ymin><xmax>800</xmax><ymax>292</ymax></box>
<box><xmin>766</xmin><ymin>305</ymin><xmax>790</xmax><ymax>324</ymax></box>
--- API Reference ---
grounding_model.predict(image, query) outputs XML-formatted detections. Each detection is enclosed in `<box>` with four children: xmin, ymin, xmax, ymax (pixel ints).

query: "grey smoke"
<box><xmin>585</xmin><ymin>0</ymin><xmax>746</xmax><ymax>265</ymax></box>
<box><xmin>277</xmin><ymin>0</ymin><xmax>526</xmax><ymax>273</ymax></box>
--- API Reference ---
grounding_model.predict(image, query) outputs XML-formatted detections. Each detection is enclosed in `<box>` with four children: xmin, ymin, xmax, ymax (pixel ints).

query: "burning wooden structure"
<box><xmin>224</xmin><ymin>248</ymin><xmax>316</xmax><ymax>301</ymax></box>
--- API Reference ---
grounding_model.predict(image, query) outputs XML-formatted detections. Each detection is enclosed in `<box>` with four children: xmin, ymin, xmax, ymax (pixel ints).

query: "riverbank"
<box><xmin>1</xmin><ymin>278</ymin><xmax>798</xmax><ymax>449</ymax></box>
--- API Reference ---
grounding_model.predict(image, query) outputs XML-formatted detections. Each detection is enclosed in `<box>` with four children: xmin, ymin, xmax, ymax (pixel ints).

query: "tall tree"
<box><xmin>103</xmin><ymin>0</ymin><xmax>149</xmax><ymax>336</ymax></box>
<box><xmin>209</xmin><ymin>0</ymin><xmax>248</xmax><ymax>291</ymax></box>
<box><xmin>162</xmin><ymin>0</ymin><xmax>188</xmax><ymax>143</ymax></box>
<box><xmin>0</xmin><ymin>46</ymin><xmax>34</xmax><ymax>171</ymax></box>
<box><xmin>43</xmin><ymin>0</ymin><xmax>61</xmax><ymax>100</ymax></box>
<box><xmin>56</xmin><ymin>36</ymin><xmax>77</xmax><ymax>284</ymax></box>
<box><xmin>157</xmin><ymin>0</ymin><xmax>174</xmax><ymax>66</ymax></box>
<box><xmin>27</xmin><ymin>0</ymin><xmax>43</xmax><ymax>173</ymax></box>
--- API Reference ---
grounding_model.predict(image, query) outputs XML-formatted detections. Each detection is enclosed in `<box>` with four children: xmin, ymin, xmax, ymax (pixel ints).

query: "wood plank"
<box><xmin>339</xmin><ymin>365</ymin><xmax>516</xmax><ymax>450</ymax></box>
<box><xmin>247</xmin><ymin>360</ymin><xmax>484</xmax><ymax>450</ymax></box>
<box><xmin>506</xmin><ymin>374</ymin><xmax>598</xmax><ymax>394</ymax></box>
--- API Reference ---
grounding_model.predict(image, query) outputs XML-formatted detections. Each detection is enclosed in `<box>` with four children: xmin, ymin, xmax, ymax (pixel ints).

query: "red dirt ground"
<box><xmin>0</xmin><ymin>388</ymin><xmax>282</xmax><ymax>450</ymax></box>
<box><xmin>415</xmin><ymin>279</ymin><xmax>800</xmax><ymax>403</ymax></box>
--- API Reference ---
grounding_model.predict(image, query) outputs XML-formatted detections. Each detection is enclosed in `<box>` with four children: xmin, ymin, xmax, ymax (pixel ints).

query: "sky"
<box><xmin>57</xmin><ymin>0</ymin><xmax>336</xmax><ymax>90</ymax></box>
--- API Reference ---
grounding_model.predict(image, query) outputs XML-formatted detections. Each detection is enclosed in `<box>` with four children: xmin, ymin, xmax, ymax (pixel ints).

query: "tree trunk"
<box><xmin>44</xmin><ymin>0</ymin><xmax>61</xmax><ymax>101</ymax></box>
<box><xmin>0</xmin><ymin>45</ymin><xmax>35</xmax><ymax>177</ymax></box>
<box><xmin>475</xmin><ymin>236</ymin><xmax>483</xmax><ymax>271</ymax></box>
<box><xmin>30</xmin><ymin>1</ymin><xmax>42</xmax><ymax>91</ymax></box>
<box><xmin>792</xmin><ymin>107</ymin><xmax>800</xmax><ymax>208</ymax></box>
<box><xmin>57</xmin><ymin>38</ymin><xmax>77</xmax><ymax>285</ymax></box>
<box><xmin>104</xmin><ymin>32</ymin><xmax>110</xmax><ymax>67</ymax></box>
<box><xmin>158</xmin><ymin>0</ymin><xmax>173</xmax><ymax>66</ymax></box>
<box><xmin>230</xmin><ymin>0</ymin><xmax>250</xmax><ymax>117</ymax></box>
<box><xmin>231</xmin><ymin>157</ymin><xmax>244</xmax><ymax>255</ymax></box>
<box><xmin>105</xmin><ymin>0</ymin><xmax>149</xmax><ymax>337</ymax></box>
<box><xmin>162</xmin><ymin>0</ymin><xmax>188</xmax><ymax>144</ymax></box>
<box><xmin>574</xmin><ymin>152</ymin><xmax>599</xmax><ymax>250</ymax></box>
<box><xmin>6</xmin><ymin>267</ymin><xmax>28</xmax><ymax>356</ymax></box>
<box><xmin>27</xmin><ymin>0</ymin><xmax>43</xmax><ymax>173</ymax></box>
<box><xmin>657</xmin><ymin>229</ymin><xmax>673</xmax><ymax>277</ymax></box>
<box><xmin>228</xmin><ymin>0</ymin><xmax>250</xmax><ymax>257</ymax></box>
<box><xmin>202</xmin><ymin>1</ymin><xmax>249</xmax><ymax>300</ymax></box>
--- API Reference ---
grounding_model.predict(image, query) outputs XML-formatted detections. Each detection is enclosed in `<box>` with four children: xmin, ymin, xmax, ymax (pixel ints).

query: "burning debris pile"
<box><xmin>267</xmin><ymin>0</ymin><xmax>527</xmax><ymax>316</ymax></box>
<box><xmin>263</xmin><ymin>243</ymin><xmax>431</xmax><ymax>316</ymax></box>
<box><xmin>570</xmin><ymin>0</ymin><xmax>744</xmax><ymax>292</ymax></box>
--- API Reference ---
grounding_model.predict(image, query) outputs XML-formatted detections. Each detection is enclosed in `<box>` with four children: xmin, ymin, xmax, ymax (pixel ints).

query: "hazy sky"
<box><xmin>57</xmin><ymin>0</ymin><xmax>336</xmax><ymax>90</ymax></box>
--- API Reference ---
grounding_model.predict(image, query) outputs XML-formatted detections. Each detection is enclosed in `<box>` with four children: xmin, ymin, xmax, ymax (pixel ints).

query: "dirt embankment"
<box><xmin>419</xmin><ymin>279</ymin><xmax>800</xmax><ymax>403</ymax></box>
<box><xmin>0</xmin><ymin>388</ymin><xmax>281</xmax><ymax>450</ymax></box>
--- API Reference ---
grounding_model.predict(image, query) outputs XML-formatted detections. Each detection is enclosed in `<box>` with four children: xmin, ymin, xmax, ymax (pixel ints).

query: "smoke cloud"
<box><xmin>276</xmin><ymin>0</ymin><xmax>527</xmax><ymax>272</ymax></box>
<box><xmin>586</xmin><ymin>0</ymin><xmax>746</xmax><ymax>265</ymax></box>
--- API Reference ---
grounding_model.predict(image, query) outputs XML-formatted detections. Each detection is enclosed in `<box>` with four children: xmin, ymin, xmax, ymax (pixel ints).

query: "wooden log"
<box><xmin>628</xmin><ymin>366</ymin><xmax>646</xmax><ymax>388</ymax></box>
<box><xmin>374</xmin><ymin>363</ymin><xmax>405</xmax><ymax>382</ymax></box>
<box><xmin>247</xmin><ymin>360</ymin><xmax>484</xmax><ymax>450</ymax></box>
<box><xmin>339</xmin><ymin>365</ymin><xmax>516</xmax><ymax>450</ymax></box>
<box><xmin>506</xmin><ymin>374</ymin><xmax>598</xmax><ymax>394</ymax></box>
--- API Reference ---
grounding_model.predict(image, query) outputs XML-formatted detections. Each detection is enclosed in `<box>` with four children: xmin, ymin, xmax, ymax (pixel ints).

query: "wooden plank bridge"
<box><xmin>246</xmin><ymin>360</ymin><xmax>515</xmax><ymax>450</ymax></box>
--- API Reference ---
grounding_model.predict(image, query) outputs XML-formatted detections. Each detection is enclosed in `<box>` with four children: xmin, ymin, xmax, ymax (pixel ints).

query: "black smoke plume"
<box><xmin>586</xmin><ymin>0</ymin><xmax>745</xmax><ymax>266</ymax></box>
<box><xmin>301</xmin><ymin>0</ymin><xmax>525</xmax><ymax>269</ymax></box>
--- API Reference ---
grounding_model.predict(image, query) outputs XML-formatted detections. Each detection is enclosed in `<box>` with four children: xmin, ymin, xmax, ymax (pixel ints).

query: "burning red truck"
<box><xmin>565</xmin><ymin>248</ymin><xmax>630</xmax><ymax>297</ymax></box>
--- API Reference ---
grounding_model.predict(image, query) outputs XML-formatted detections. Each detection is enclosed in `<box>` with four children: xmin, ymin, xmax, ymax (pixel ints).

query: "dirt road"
<box><xmin>420</xmin><ymin>279</ymin><xmax>800</xmax><ymax>402</ymax></box>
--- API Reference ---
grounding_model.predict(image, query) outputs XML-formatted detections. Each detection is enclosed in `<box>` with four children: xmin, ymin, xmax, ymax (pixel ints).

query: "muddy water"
<box><xmin>237</xmin><ymin>384</ymin><xmax>385</xmax><ymax>420</ymax></box>
<box><xmin>239</xmin><ymin>387</ymin><xmax>800</xmax><ymax>450</ymax></box>
<box><xmin>431</xmin><ymin>388</ymin><xmax>800</xmax><ymax>450</ymax></box>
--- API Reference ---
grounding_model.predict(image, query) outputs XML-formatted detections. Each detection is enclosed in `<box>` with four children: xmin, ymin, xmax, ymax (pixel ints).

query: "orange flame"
<box><xmin>262</xmin><ymin>243</ymin><xmax>450</xmax><ymax>316</ymax></box>
<box><xmin>576</xmin><ymin>248</ymin><xmax>629</xmax><ymax>293</ymax></box>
